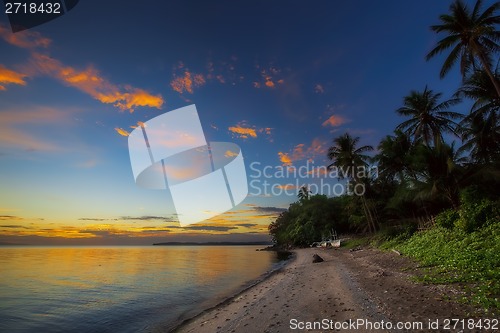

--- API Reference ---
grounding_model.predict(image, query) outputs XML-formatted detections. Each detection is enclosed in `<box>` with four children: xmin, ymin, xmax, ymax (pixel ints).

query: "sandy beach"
<box><xmin>174</xmin><ymin>247</ymin><xmax>477</xmax><ymax>333</ymax></box>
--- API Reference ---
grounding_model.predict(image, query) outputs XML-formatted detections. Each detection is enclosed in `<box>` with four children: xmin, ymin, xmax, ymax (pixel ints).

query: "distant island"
<box><xmin>152</xmin><ymin>241</ymin><xmax>272</xmax><ymax>246</ymax></box>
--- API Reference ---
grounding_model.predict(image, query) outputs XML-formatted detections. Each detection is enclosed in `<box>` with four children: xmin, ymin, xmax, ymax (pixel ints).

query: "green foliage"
<box><xmin>455</xmin><ymin>187</ymin><xmax>499</xmax><ymax>232</ymax></box>
<box><xmin>342</xmin><ymin>237</ymin><xmax>370</xmax><ymax>249</ymax></box>
<box><xmin>398</xmin><ymin>220</ymin><xmax>500</xmax><ymax>310</ymax></box>
<box><xmin>373</xmin><ymin>223</ymin><xmax>417</xmax><ymax>250</ymax></box>
<box><xmin>268</xmin><ymin>194</ymin><xmax>351</xmax><ymax>247</ymax></box>
<box><xmin>435</xmin><ymin>209</ymin><xmax>458</xmax><ymax>229</ymax></box>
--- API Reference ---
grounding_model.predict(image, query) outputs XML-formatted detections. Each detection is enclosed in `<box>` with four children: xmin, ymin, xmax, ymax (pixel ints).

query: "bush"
<box><xmin>455</xmin><ymin>188</ymin><xmax>499</xmax><ymax>232</ymax></box>
<box><xmin>398</xmin><ymin>220</ymin><xmax>500</xmax><ymax>310</ymax></box>
<box><xmin>435</xmin><ymin>209</ymin><xmax>458</xmax><ymax>229</ymax></box>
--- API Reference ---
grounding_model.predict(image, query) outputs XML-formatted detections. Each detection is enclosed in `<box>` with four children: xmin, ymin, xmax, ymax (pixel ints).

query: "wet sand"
<box><xmin>174</xmin><ymin>247</ymin><xmax>477</xmax><ymax>332</ymax></box>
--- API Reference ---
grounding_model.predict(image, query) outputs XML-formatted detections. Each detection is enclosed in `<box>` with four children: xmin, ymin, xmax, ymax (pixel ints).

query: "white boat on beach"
<box><xmin>320</xmin><ymin>239</ymin><xmax>341</xmax><ymax>248</ymax></box>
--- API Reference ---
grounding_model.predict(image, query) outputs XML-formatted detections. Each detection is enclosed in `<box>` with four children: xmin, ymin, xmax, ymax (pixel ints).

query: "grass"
<box><xmin>341</xmin><ymin>237</ymin><xmax>371</xmax><ymax>249</ymax></box>
<box><xmin>383</xmin><ymin>221</ymin><xmax>500</xmax><ymax>313</ymax></box>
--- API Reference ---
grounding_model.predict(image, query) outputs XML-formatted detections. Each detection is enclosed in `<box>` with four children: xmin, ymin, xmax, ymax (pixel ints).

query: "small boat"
<box><xmin>320</xmin><ymin>239</ymin><xmax>341</xmax><ymax>248</ymax></box>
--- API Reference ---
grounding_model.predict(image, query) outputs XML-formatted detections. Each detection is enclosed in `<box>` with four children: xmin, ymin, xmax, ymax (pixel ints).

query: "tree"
<box><xmin>456</xmin><ymin>67</ymin><xmax>500</xmax><ymax>119</ymax></box>
<box><xmin>327</xmin><ymin>133</ymin><xmax>373</xmax><ymax>175</ymax></box>
<box><xmin>327</xmin><ymin>133</ymin><xmax>376</xmax><ymax>232</ymax></box>
<box><xmin>396</xmin><ymin>86</ymin><xmax>462</xmax><ymax>146</ymax></box>
<box><xmin>459</xmin><ymin>111</ymin><xmax>500</xmax><ymax>164</ymax></box>
<box><xmin>297</xmin><ymin>185</ymin><xmax>311</xmax><ymax>202</ymax></box>
<box><xmin>456</xmin><ymin>67</ymin><xmax>500</xmax><ymax>164</ymax></box>
<box><xmin>375</xmin><ymin>130</ymin><xmax>413</xmax><ymax>184</ymax></box>
<box><xmin>410</xmin><ymin>142</ymin><xmax>464</xmax><ymax>209</ymax></box>
<box><xmin>426</xmin><ymin>0</ymin><xmax>500</xmax><ymax>96</ymax></box>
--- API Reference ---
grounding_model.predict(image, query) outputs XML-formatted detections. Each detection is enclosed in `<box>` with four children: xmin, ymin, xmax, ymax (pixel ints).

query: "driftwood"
<box><xmin>391</xmin><ymin>249</ymin><xmax>401</xmax><ymax>256</ymax></box>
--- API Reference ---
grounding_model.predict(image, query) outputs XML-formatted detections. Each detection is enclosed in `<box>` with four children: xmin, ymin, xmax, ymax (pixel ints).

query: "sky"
<box><xmin>0</xmin><ymin>0</ymin><xmax>488</xmax><ymax>245</ymax></box>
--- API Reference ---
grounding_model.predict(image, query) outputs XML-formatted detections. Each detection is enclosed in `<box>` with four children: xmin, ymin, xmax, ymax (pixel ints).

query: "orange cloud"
<box><xmin>170</xmin><ymin>71</ymin><xmax>206</xmax><ymax>94</ymax></box>
<box><xmin>228</xmin><ymin>125</ymin><xmax>257</xmax><ymax>139</ymax></box>
<box><xmin>114</xmin><ymin>128</ymin><xmax>130</xmax><ymax>137</ymax></box>
<box><xmin>275</xmin><ymin>184</ymin><xmax>298</xmax><ymax>190</ymax></box>
<box><xmin>0</xmin><ymin>65</ymin><xmax>27</xmax><ymax>90</ymax></box>
<box><xmin>0</xmin><ymin>24</ymin><xmax>51</xmax><ymax>49</ymax></box>
<box><xmin>265</xmin><ymin>79</ymin><xmax>275</xmax><ymax>88</ymax></box>
<box><xmin>256</xmin><ymin>66</ymin><xmax>285</xmax><ymax>89</ymax></box>
<box><xmin>29</xmin><ymin>53</ymin><xmax>163</xmax><ymax>112</ymax></box>
<box><xmin>278</xmin><ymin>138</ymin><xmax>327</xmax><ymax>166</ymax></box>
<box><xmin>278</xmin><ymin>152</ymin><xmax>292</xmax><ymax>166</ymax></box>
<box><xmin>322</xmin><ymin>114</ymin><xmax>348</xmax><ymax>127</ymax></box>
<box><xmin>224</xmin><ymin>150</ymin><xmax>238</xmax><ymax>158</ymax></box>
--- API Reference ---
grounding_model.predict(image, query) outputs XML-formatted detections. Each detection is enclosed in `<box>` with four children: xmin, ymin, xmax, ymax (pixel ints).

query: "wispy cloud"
<box><xmin>228</xmin><ymin>121</ymin><xmax>273</xmax><ymax>140</ymax></box>
<box><xmin>28</xmin><ymin>53</ymin><xmax>163</xmax><ymax>112</ymax></box>
<box><xmin>278</xmin><ymin>152</ymin><xmax>292</xmax><ymax>166</ymax></box>
<box><xmin>1</xmin><ymin>24</ymin><xmax>164</xmax><ymax>112</ymax></box>
<box><xmin>120</xmin><ymin>215</ymin><xmax>178</xmax><ymax>222</ymax></box>
<box><xmin>275</xmin><ymin>184</ymin><xmax>298</xmax><ymax>190</ymax></box>
<box><xmin>114</xmin><ymin>128</ymin><xmax>130</xmax><ymax>137</ymax></box>
<box><xmin>0</xmin><ymin>24</ymin><xmax>51</xmax><ymax>49</ymax></box>
<box><xmin>254</xmin><ymin>65</ymin><xmax>285</xmax><ymax>89</ymax></box>
<box><xmin>0</xmin><ymin>215</ymin><xmax>24</xmax><ymax>221</ymax></box>
<box><xmin>277</xmin><ymin>138</ymin><xmax>327</xmax><ymax>166</ymax></box>
<box><xmin>322</xmin><ymin>114</ymin><xmax>348</xmax><ymax>127</ymax></box>
<box><xmin>254</xmin><ymin>206</ymin><xmax>287</xmax><ymax>214</ymax></box>
<box><xmin>184</xmin><ymin>225</ymin><xmax>237</xmax><ymax>232</ymax></box>
<box><xmin>0</xmin><ymin>65</ymin><xmax>27</xmax><ymax>90</ymax></box>
<box><xmin>0</xmin><ymin>107</ymin><xmax>69</xmax><ymax>151</ymax></box>
<box><xmin>0</xmin><ymin>224</ymin><xmax>32</xmax><ymax>229</ymax></box>
<box><xmin>314</xmin><ymin>84</ymin><xmax>325</xmax><ymax>94</ymax></box>
<box><xmin>224</xmin><ymin>150</ymin><xmax>238</xmax><ymax>158</ymax></box>
<box><xmin>170</xmin><ymin>70</ymin><xmax>206</xmax><ymax>94</ymax></box>
<box><xmin>228</xmin><ymin>124</ymin><xmax>257</xmax><ymax>139</ymax></box>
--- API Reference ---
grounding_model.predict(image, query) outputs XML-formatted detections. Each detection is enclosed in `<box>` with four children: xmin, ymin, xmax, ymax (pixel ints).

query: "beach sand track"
<box><xmin>174</xmin><ymin>247</ymin><xmax>477</xmax><ymax>333</ymax></box>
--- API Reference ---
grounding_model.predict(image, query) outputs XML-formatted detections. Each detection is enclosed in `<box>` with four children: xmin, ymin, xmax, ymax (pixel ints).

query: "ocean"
<box><xmin>0</xmin><ymin>245</ymin><xmax>282</xmax><ymax>332</ymax></box>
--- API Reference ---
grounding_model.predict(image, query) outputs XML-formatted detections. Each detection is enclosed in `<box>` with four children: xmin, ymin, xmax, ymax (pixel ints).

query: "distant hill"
<box><xmin>152</xmin><ymin>241</ymin><xmax>272</xmax><ymax>246</ymax></box>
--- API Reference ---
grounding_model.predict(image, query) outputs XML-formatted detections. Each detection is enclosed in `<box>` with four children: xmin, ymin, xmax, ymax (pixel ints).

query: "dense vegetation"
<box><xmin>268</xmin><ymin>0</ymin><xmax>499</xmax><ymax>311</ymax></box>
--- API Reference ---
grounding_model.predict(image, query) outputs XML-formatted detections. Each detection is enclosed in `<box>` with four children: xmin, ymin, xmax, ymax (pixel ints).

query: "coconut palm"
<box><xmin>375</xmin><ymin>130</ymin><xmax>413</xmax><ymax>184</ymax></box>
<box><xmin>297</xmin><ymin>185</ymin><xmax>311</xmax><ymax>202</ymax></box>
<box><xmin>327</xmin><ymin>133</ymin><xmax>376</xmax><ymax>232</ymax></box>
<box><xmin>396</xmin><ymin>86</ymin><xmax>463</xmax><ymax>146</ymax></box>
<box><xmin>426</xmin><ymin>0</ymin><xmax>500</xmax><ymax>96</ymax></box>
<box><xmin>410</xmin><ymin>142</ymin><xmax>464</xmax><ymax>208</ymax></box>
<box><xmin>327</xmin><ymin>133</ymin><xmax>373</xmax><ymax>178</ymax></box>
<box><xmin>455</xmin><ymin>67</ymin><xmax>500</xmax><ymax>119</ymax></box>
<box><xmin>459</xmin><ymin>111</ymin><xmax>500</xmax><ymax>164</ymax></box>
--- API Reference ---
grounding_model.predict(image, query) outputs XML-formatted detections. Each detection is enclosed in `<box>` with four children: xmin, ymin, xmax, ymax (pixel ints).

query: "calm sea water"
<box><xmin>0</xmin><ymin>246</ymin><xmax>281</xmax><ymax>332</ymax></box>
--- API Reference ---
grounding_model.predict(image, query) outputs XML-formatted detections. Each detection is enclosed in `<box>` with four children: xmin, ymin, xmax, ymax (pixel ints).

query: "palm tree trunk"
<box><xmin>361</xmin><ymin>195</ymin><xmax>376</xmax><ymax>233</ymax></box>
<box><xmin>481</xmin><ymin>60</ymin><xmax>500</xmax><ymax>98</ymax></box>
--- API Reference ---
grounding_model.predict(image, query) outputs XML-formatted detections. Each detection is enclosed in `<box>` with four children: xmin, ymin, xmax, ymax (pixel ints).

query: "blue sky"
<box><xmin>0</xmin><ymin>0</ymin><xmax>488</xmax><ymax>244</ymax></box>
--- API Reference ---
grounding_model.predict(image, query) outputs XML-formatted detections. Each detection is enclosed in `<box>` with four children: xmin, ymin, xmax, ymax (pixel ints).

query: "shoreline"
<box><xmin>162</xmin><ymin>252</ymin><xmax>297</xmax><ymax>333</ymax></box>
<box><xmin>173</xmin><ymin>247</ymin><xmax>479</xmax><ymax>333</ymax></box>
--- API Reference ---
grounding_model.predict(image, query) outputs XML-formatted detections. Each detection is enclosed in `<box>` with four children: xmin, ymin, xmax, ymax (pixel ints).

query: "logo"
<box><xmin>128</xmin><ymin>105</ymin><xmax>248</xmax><ymax>226</ymax></box>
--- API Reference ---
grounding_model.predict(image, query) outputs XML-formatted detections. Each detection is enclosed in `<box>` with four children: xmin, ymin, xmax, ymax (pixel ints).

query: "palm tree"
<box><xmin>297</xmin><ymin>185</ymin><xmax>311</xmax><ymax>202</ymax></box>
<box><xmin>327</xmin><ymin>133</ymin><xmax>373</xmax><ymax>177</ymax></box>
<box><xmin>410</xmin><ymin>142</ymin><xmax>464</xmax><ymax>208</ymax></box>
<box><xmin>327</xmin><ymin>133</ymin><xmax>376</xmax><ymax>232</ymax></box>
<box><xmin>426</xmin><ymin>0</ymin><xmax>500</xmax><ymax>96</ymax></box>
<box><xmin>459</xmin><ymin>111</ymin><xmax>500</xmax><ymax>164</ymax></box>
<box><xmin>375</xmin><ymin>130</ymin><xmax>413</xmax><ymax>184</ymax></box>
<box><xmin>396</xmin><ymin>86</ymin><xmax>462</xmax><ymax>146</ymax></box>
<box><xmin>455</xmin><ymin>67</ymin><xmax>500</xmax><ymax>119</ymax></box>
